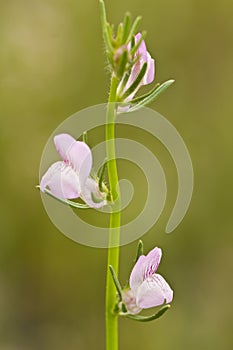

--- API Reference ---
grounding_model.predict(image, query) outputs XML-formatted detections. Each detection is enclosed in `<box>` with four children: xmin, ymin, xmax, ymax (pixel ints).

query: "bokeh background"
<box><xmin>1</xmin><ymin>0</ymin><xmax>233</xmax><ymax>349</ymax></box>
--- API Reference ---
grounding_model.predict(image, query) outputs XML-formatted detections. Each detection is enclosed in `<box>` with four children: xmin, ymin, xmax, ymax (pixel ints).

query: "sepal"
<box><xmin>109</xmin><ymin>265</ymin><xmax>123</xmax><ymax>302</ymax></box>
<box><xmin>97</xmin><ymin>159</ymin><xmax>108</xmax><ymax>192</ymax></box>
<box><xmin>119</xmin><ymin>304</ymin><xmax>171</xmax><ymax>322</ymax></box>
<box><xmin>82</xmin><ymin>131</ymin><xmax>88</xmax><ymax>144</ymax></box>
<box><xmin>134</xmin><ymin>240</ymin><xmax>144</xmax><ymax>263</ymax></box>
<box><xmin>36</xmin><ymin>186</ymin><xmax>89</xmax><ymax>209</ymax></box>
<box><xmin>116</xmin><ymin>49</ymin><xmax>129</xmax><ymax>79</ymax></box>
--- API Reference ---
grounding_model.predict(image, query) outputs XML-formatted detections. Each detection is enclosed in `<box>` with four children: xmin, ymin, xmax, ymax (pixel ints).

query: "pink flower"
<box><xmin>118</xmin><ymin>33</ymin><xmax>155</xmax><ymax>103</ymax></box>
<box><xmin>40</xmin><ymin>133</ymin><xmax>107</xmax><ymax>208</ymax></box>
<box><xmin>123</xmin><ymin>247</ymin><xmax>173</xmax><ymax>314</ymax></box>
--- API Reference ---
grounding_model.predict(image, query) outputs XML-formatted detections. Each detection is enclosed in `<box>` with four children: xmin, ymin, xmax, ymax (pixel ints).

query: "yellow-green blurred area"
<box><xmin>0</xmin><ymin>0</ymin><xmax>233</xmax><ymax>349</ymax></box>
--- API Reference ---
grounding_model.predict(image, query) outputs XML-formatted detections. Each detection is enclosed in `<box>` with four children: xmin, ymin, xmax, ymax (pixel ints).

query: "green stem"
<box><xmin>105</xmin><ymin>74</ymin><xmax>121</xmax><ymax>350</ymax></box>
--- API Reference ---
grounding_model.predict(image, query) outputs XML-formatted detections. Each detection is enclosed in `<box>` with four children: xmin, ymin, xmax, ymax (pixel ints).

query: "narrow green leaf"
<box><xmin>122</xmin><ymin>305</ymin><xmax>171</xmax><ymax>322</ymax></box>
<box><xmin>129</xmin><ymin>83</ymin><xmax>160</xmax><ymax>104</ymax></box>
<box><xmin>109</xmin><ymin>265</ymin><xmax>123</xmax><ymax>301</ymax></box>
<box><xmin>116</xmin><ymin>22</ymin><xmax>123</xmax><ymax>44</ymax></box>
<box><xmin>121</xmin><ymin>12</ymin><xmax>131</xmax><ymax>44</ymax></box>
<box><xmin>130</xmin><ymin>35</ymin><xmax>135</xmax><ymax>49</ymax></box>
<box><xmin>99</xmin><ymin>0</ymin><xmax>107</xmax><ymax>24</ymax></box>
<box><xmin>128</xmin><ymin>79</ymin><xmax>175</xmax><ymax>112</ymax></box>
<box><xmin>37</xmin><ymin>186</ymin><xmax>89</xmax><ymax>209</ymax></box>
<box><xmin>82</xmin><ymin>131</ymin><xmax>88</xmax><ymax>144</ymax></box>
<box><xmin>120</xmin><ymin>240</ymin><xmax>143</xmax><ymax>290</ymax></box>
<box><xmin>121</xmin><ymin>303</ymin><xmax>127</xmax><ymax>313</ymax></box>
<box><xmin>135</xmin><ymin>240</ymin><xmax>144</xmax><ymax>262</ymax></box>
<box><xmin>105</xmin><ymin>24</ymin><xmax>114</xmax><ymax>51</ymax></box>
<box><xmin>106</xmin><ymin>23</ymin><xmax>113</xmax><ymax>42</ymax></box>
<box><xmin>128</xmin><ymin>52</ymin><xmax>140</xmax><ymax>70</ymax></box>
<box><xmin>98</xmin><ymin>159</ymin><xmax>108</xmax><ymax>191</ymax></box>
<box><xmin>116</xmin><ymin>70</ymin><xmax>131</xmax><ymax>99</ymax></box>
<box><xmin>117</xmin><ymin>83</ymin><xmax>159</xmax><ymax>108</ymax></box>
<box><xmin>99</xmin><ymin>0</ymin><xmax>113</xmax><ymax>52</ymax></box>
<box><xmin>106</xmin><ymin>50</ymin><xmax>114</xmax><ymax>67</ymax></box>
<box><xmin>117</xmin><ymin>49</ymin><xmax>128</xmax><ymax>79</ymax></box>
<box><xmin>122</xmin><ymin>62</ymin><xmax>147</xmax><ymax>100</ymax></box>
<box><xmin>126</xmin><ymin>16</ymin><xmax>142</xmax><ymax>43</ymax></box>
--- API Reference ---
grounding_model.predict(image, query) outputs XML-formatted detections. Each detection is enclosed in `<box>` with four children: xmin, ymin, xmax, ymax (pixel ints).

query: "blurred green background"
<box><xmin>0</xmin><ymin>0</ymin><xmax>233</xmax><ymax>349</ymax></box>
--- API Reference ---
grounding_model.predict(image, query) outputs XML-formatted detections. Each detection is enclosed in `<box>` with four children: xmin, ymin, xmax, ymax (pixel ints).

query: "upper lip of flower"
<box><xmin>40</xmin><ymin>133</ymin><xmax>107</xmax><ymax>208</ymax></box>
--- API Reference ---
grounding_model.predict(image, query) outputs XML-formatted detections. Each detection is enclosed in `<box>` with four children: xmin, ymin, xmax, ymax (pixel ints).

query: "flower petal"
<box><xmin>143</xmin><ymin>52</ymin><xmax>155</xmax><ymax>85</ymax></box>
<box><xmin>80</xmin><ymin>177</ymin><xmax>107</xmax><ymax>208</ymax></box>
<box><xmin>135</xmin><ymin>33</ymin><xmax>154</xmax><ymax>85</ymax></box>
<box><xmin>143</xmin><ymin>247</ymin><xmax>162</xmax><ymax>278</ymax></box>
<box><xmin>136</xmin><ymin>273</ymin><xmax>173</xmax><ymax>308</ymax></box>
<box><xmin>54</xmin><ymin>133</ymin><xmax>92</xmax><ymax>188</ymax></box>
<box><xmin>40</xmin><ymin>161</ymin><xmax>81</xmax><ymax>199</ymax></box>
<box><xmin>122</xmin><ymin>289</ymin><xmax>142</xmax><ymax>315</ymax></box>
<box><xmin>130</xmin><ymin>247</ymin><xmax>162</xmax><ymax>295</ymax></box>
<box><xmin>54</xmin><ymin>133</ymin><xmax>76</xmax><ymax>161</ymax></box>
<box><xmin>129</xmin><ymin>255</ymin><xmax>146</xmax><ymax>295</ymax></box>
<box><xmin>124</xmin><ymin>60</ymin><xmax>142</xmax><ymax>96</ymax></box>
<box><xmin>135</xmin><ymin>33</ymin><xmax>147</xmax><ymax>61</ymax></box>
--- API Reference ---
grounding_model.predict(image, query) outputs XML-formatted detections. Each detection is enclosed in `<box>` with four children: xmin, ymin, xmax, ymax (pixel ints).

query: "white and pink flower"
<box><xmin>122</xmin><ymin>247</ymin><xmax>173</xmax><ymax>314</ymax></box>
<box><xmin>118</xmin><ymin>32</ymin><xmax>155</xmax><ymax>103</ymax></box>
<box><xmin>40</xmin><ymin>133</ymin><xmax>107</xmax><ymax>208</ymax></box>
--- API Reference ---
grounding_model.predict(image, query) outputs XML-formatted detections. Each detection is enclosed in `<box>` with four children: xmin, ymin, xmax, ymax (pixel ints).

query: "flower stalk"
<box><xmin>105</xmin><ymin>74</ymin><xmax>121</xmax><ymax>350</ymax></box>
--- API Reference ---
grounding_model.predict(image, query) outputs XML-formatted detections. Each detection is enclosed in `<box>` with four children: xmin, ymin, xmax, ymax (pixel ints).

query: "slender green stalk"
<box><xmin>105</xmin><ymin>74</ymin><xmax>121</xmax><ymax>350</ymax></box>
